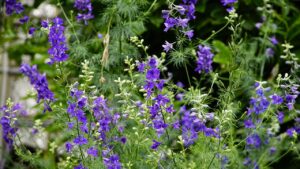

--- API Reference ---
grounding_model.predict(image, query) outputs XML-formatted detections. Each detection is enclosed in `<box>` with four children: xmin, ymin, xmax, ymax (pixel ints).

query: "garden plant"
<box><xmin>1</xmin><ymin>0</ymin><xmax>300</xmax><ymax>168</ymax></box>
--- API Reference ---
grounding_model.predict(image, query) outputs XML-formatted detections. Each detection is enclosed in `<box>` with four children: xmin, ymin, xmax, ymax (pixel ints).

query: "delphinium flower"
<box><xmin>47</xmin><ymin>17</ymin><xmax>69</xmax><ymax>64</ymax></box>
<box><xmin>92</xmin><ymin>96</ymin><xmax>113</xmax><ymax>142</ymax></box>
<box><xmin>162</xmin><ymin>0</ymin><xmax>197</xmax><ymax>39</ymax></box>
<box><xmin>220</xmin><ymin>0</ymin><xmax>237</xmax><ymax>12</ymax></box>
<box><xmin>74</xmin><ymin>163</ymin><xmax>87</xmax><ymax>169</ymax></box>
<box><xmin>162</xmin><ymin>41</ymin><xmax>174</xmax><ymax>52</ymax></box>
<box><xmin>4</xmin><ymin>0</ymin><xmax>24</xmax><ymax>15</ymax></box>
<box><xmin>265</xmin><ymin>48</ymin><xmax>274</xmax><ymax>57</ymax></box>
<box><xmin>0</xmin><ymin>103</ymin><xmax>26</xmax><ymax>148</ymax></box>
<box><xmin>178</xmin><ymin>106</ymin><xmax>219</xmax><ymax>146</ymax></box>
<box><xmin>103</xmin><ymin>154</ymin><xmax>122</xmax><ymax>169</ymax></box>
<box><xmin>19</xmin><ymin>15</ymin><xmax>29</xmax><ymax>24</ymax></box>
<box><xmin>74</xmin><ymin>0</ymin><xmax>94</xmax><ymax>24</ymax></box>
<box><xmin>20</xmin><ymin>63</ymin><xmax>55</xmax><ymax>112</ymax></box>
<box><xmin>269</xmin><ymin>36</ymin><xmax>278</xmax><ymax>45</ymax></box>
<box><xmin>29</xmin><ymin>27</ymin><xmax>36</xmax><ymax>35</ymax></box>
<box><xmin>195</xmin><ymin>45</ymin><xmax>214</xmax><ymax>73</ymax></box>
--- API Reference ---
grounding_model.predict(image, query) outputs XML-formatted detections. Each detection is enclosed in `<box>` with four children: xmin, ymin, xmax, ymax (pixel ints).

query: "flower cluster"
<box><xmin>162</xmin><ymin>0</ymin><xmax>197</xmax><ymax>39</ymax></box>
<box><xmin>243</xmin><ymin>81</ymin><xmax>299</xmax><ymax>168</ymax></box>
<box><xmin>4</xmin><ymin>0</ymin><xmax>24</xmax><ymax>15</ymax></box>
<box><xmin>20</xmin><ymin>63</ymin><xmax>55</xmax><ymax>112</ymax></box>
<box><xmin>142</xmin><ymin>57</ymin><xmax>165</xmax><ymax>97</ymax></box>
<box><xmin>0</xmin><ymin>103</ymin><xmax>26</xmax><ymax>148</ymax></box>
<box><xmin>195</xmin><ymin>45</ymin><xmax>214</xmax><ymax>73</ymax></box>
<box><xmin>179</xmin><ymin>106</ymin><xmax>219</xmax><ymax>146</ymax></box>
<box><xmin>74</xmin><ymin>0</ymin><xmax>94</xmax><ymax>24</ymax></box>
<box><xmin>65</xmin><ymin>83</ymin><xmax>124</xmax><ymax>168</ymax></box>
<box><xmin>47</xmin><ymin>17</ymin><xmax>69</xmax><ymax>64</ymax></box>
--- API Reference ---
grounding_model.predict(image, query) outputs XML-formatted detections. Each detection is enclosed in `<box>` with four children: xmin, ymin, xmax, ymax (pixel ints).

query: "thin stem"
<box><xmin>201</xmin><ymin>22</ymin><xmax>230</xmax><ymax>44</ymax></box>
<box><xmin>76</xmin><ymin>119</ymin><xmax>85</xmax><ymax>164</ymax></box>
<box><xmin>57</xmin><ymin>0</ymin><xmax>80</xmax><ymax>43</ymax></box>
<box><xmin>145</xmin><ymin>0</ymin><xmax>158</xmax><ymax>15</ymax></box>
<box><xmin>160</xmin><ymin>108</ymin><xmax>177</xmax><ymax>167</ymax></box>
<box><xmin>184</xmin><ymin>63</ymin><xmax>192</xmax><ymax>86</ymax></box>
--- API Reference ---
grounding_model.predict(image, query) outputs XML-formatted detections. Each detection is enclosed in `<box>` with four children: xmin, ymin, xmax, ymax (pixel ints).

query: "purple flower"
<box><xmin>120</xmin><ymin>137</ymin><xmax>127</xmax><ymax>144</ymax></box>
<box><xmin>177</xmin><ymin>18</ymin><xmax>189</xmax><ymax>28</ymax></box>
<box><xmin>246</xmin><ymin>134</ymin><xmax>261</xmax><ymax>148</ymax></box>
<box><xmin>255</xmin><ymin>22</ymin><xmax>262</xmax><ymax>29</ymax></box>
<box><xmin>41</xmin><ymin>20</ymin><xmax>48</xmax><ymax>28</ymax></box>
<box><xmin>137</xmin><ymin>62</ymin><xmax>146</xmax><ymax>73</ymax></box>
<box><xmin>73</xmin><ymin>135</ymin><xmax>88</xmax><ymax>145</ymax></box>
<box><xmin>184</xmin><ymin>30</ymin><xmax>194</xmax><ymax>40</ymax></box>
<box><xmin>221</xmin><ymin>0</ymin><xmax>237</xmax><ymax>6</ymax></box>
<box><xmin>244</xmin><ymin>119</ymin><xmax>255</xmax><ymax>128</ymax></box>
<box><xmin>19</xmin><ymin>15</ymin><xmax>29</xmax><ymax>24</ymax></box>
<box><xmin>164</xmin><ymin>17</ymin><xmax>178</xmax><ymax>32</ymax></box>
<box><xmin>20</xmin><ymin>64</ymin><xmax>55</xmax><ymax>112</ymax></box>
<box><xmin>151</xmin><ymin>140</ymin><xmax>161</xmax><ymax>150</ymax></box>
<box><xmin>195</xmin><ymin>45</ymin><xmax>214</xmax><ymax>73</ymax></box>
<box><xmin>87</xmin><ymin>146</ymin><xmax>98</xmax><ymax>157</ymax></box>
<box><xmin>270</xmin><ymin>36</ymin><xmax>278</xmax><ymax>45</ymax></box>
<box><xmin>103</xmin><ymin>154</ymin><xmax>122</xmax><ymax>169</ymax></box>
<box><xmin>5</xmin><ymin>0</ymin><xmax>24</xmax><ymax>15</ymax></box>
<box><xmin>29</xmin><ymin>27</ymin><xmax>36</xmax><ymax>35</ymax></box>
<box><xmin>286</xmin><ymin>128</ymin><xmax>295</xmax><ymax>138</ymax></box>
<box><xmin>270</xmin><ymin>94</ymin><xmax>283</xmax><ymax>105</ymax></box>
<box><xmin>74</xmin><ymin>0</ymin><xmax>94</xmax><ymax>24</ymax></box>
<box><xmin>48</xmin><ymin>17</ymin><xmax>69</xmax><ymax>64</ymax></box>
<box><xmin>146</xmin><ymin>68</ymin><xmax>160</xmax><ymax>80</ymax></box>
<box><xmin>265</xmin><ymin>48</ymin><xmax>274</xmax><ymax>57</ymax></box>
<box><xmin>277</xmin><ymin>112</ymin><xmax>284</xmax><ymax>124</ymax></box>
<box><xmin>74</xmin><ymin>163</ymin><xmax>87</xmax><ymax>169</ymax></box>
<box><xmin>162</xmin><ymin>41</ymin><xmax>174</xmax><ymax>52</ymax></box>
<box><xmin>65</xmin><ymin>142</ymin><xmax>73</xmax><ymax>153</ymax></box>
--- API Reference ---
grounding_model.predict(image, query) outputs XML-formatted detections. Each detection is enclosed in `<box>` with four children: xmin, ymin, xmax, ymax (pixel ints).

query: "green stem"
<box><xmin>57</xmin><ymin>0</ymin><xmax>80</xmax><ymax>43</ymax></box>
<box><xmin>184</xmin><ymin>63</ymin><xmax>192</xmax><ymax>86</ymax></box>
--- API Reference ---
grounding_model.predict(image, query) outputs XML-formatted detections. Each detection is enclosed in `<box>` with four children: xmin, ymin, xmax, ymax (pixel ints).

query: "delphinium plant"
<box><xmin>1</xmin><ymin>0</ymin><xmax>300</xmax><ymax>169</ymax></box>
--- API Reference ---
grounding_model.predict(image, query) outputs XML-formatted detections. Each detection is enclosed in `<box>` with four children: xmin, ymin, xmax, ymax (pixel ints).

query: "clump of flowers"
<box><xmin>195</xmin><ymin>45</ymin><xmax>214</xmax><ymax>73</ymax></box>
<box><xmin>47</xmin><ymin>17</ymin><xmax>69</xmax><ymax>64</ymax></box>
<box><xmin>74</xmin><ymin>0</ymin><xmax>94</xmax><ymax>24</ymax></box>
<box><xmin>20</xmin><ymin>63</ymin><xmax>55</xmax><ymax>112</ymax></box>
<box><xmin>4</xmin><ymin>0</ymin><xmax>24</xmax><ymax>15</ymax></box>
<box><xmin>0</xmin><ymin>102</ymin><xmax>26</xmax><ymax>148</ymax></box>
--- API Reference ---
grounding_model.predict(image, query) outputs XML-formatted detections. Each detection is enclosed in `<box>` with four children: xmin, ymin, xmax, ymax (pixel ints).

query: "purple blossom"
<box><xmin>184</xmin><ymin>30</ymin><xmax>194</xmax><ymax>40</ymax></box>
<box><xmin>265</xmin><ymin>48</ymin><xmax>274</xmax><ymax>57</ymax></box>
<box><xmin>195</xmin><ymin>45</ymin><xmax>214</xmax><ymax>73</ymax></box>
<box><xmin>255</xmin><ymin>23</ymin><xmax>262</xmax><ymax>29</ymax></box>
<box><xmin>162</xmin><ymin>41</ymin><xmax>174</xmax><ymax>52</ymax></box>
<box><xmin>286</xmin><ymin>128</ymin><xmax>295</xmax><ymax>138</ymax></box>
<box><xmin>270</xmin><ymin>36</ymin><xmax>278</xmax><ymax>45</ymax></box>
<box><xmin>20</xmin><ymin>64</ymin><xmax>55</xmax><ymax>112</ymax></box>
<box><xmin>151</xmin><ymin>140</ymin><xmax>161</xmax><ymax>150</ymax></box>
<box><xmin>48</xmin><ymin>17</ymin><xmax>69</xmax><ymax>64</ymax></box>
<box><xmin>74</xmin><ymin>0</ymin><xmax>94</xmax><ymax>24</ymax></box>
<box><xmin>137</xmin><ymin>62</ymin><xmax>146</xmax><ymax>73</ymax></box>
<box><xmin>19</xmin><ymin>16</ymin><xmax>29</xmax><ymax>24</ymax></box>
<box><xmin>73</xmin><ymin>135</ymin><xmax>88</xmax><ymax>145</ymax></box>
<box><xmin>87</xmin><ymin>146</ymin><xmax>98</xmax><ymax>157</ymax></box>
<box><xmin>246</xmin><ymin>134</ymin><xmax>261</xmax><ymax>148</ymax></box>
<box><xmin>5</xmin><ymin>0</ymin><xmax>24</xmax><ymax>15</ymax></box>
<box><xmin>221</xmin><ymin>0</ymin><xmax>237</xmax><ymax>6</ymax></box>
<box><xmin>277</xmin><ymin>112</ymin><xmax>284</xmax><ymax>124</ymax></box>
<box><xmin>270</xmin><ymin>94</ymin><xmax>283</xmax><ymax>105</ymax></box>
<box><xmin>244</xmin><ymin>119</ymin><xmax>255</xmax><ymax>128</ymax></box>
<box><xmin>65</xmin><ymin>142</ymin><xmax>73</xmax><ymax>153</ymax></box>
<box><xmin>41</xmin><ymin>20</ymin><xmax>48</xmax><ymax>28</ymax></box>
<box><xmin>29</xmin><ymin>27</ymin><xmax>36</xmax><ymax>35</ymax></box>
<box><xmin>103</xmin><ymin>154</ymin><xmax>122</xmax><ymax>169</ymax></box>
<box><xmin>164</xmin><ymin>17</ymin><xmax>178</xmax><ymax>32</ymax></box>
<box><xmin>74</xmin><ymin>163</ymin><xmax>87</xmax><ymax>169</ymax></box>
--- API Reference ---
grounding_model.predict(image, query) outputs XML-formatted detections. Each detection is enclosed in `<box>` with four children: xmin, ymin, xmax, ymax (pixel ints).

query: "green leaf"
<box><xmin>212</xmin><ymin>40</ymin><xmax>232</xmax><ymax>65</ymax></box>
